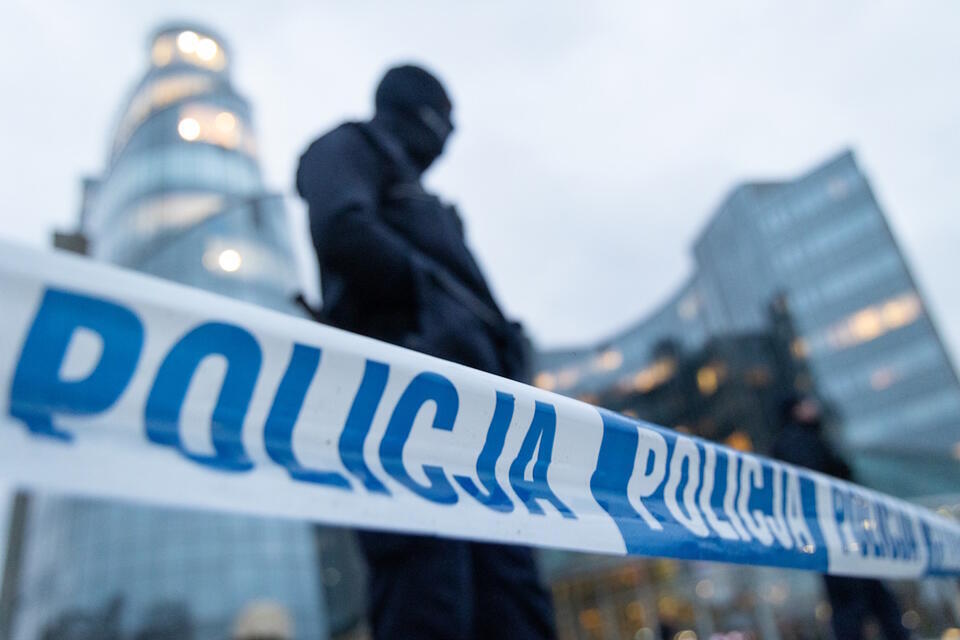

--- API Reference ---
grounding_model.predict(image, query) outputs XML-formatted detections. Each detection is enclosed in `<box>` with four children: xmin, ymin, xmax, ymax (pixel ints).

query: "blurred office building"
<box><xmin>538</xmin><ymin>150</ymin><xmax>960</xmax><ymax>498</ymax></box>
<box><xmin>536</xmin><ymin>150</ymin><xmax>960</xmax><ymax>639</ymax></box>
<box><xmin>1</xmin><ymin>24</ymin><xmax>332</xmax><ymax>640</ymax></box>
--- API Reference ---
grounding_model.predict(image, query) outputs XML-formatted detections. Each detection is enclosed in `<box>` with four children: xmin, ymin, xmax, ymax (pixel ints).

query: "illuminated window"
<box><xmin>628</xmin><ymin>357</ymin><xmax>676</xmax><ymax>393</ymax></box>
<box><xmin>178</xmin><ymin>117</ymin><xmax>201</xmax><ymax>141</ymax></box>
<box><xmin>593</xmin><ymin>349</ymin><xmax>623</xmax><ymax>372</ymax></box>
<box><xmin>170</xmin><ymin>30</ymin><xmax>227</xmax><ymax>70</ymax></box>
<box><xmin>177</xmin><ymin>30</ymin><xmax>200</xmax><ymax>54</ymax></box>
<box><xmin>821</xmin><ymin>292</ymin><xmax>922</xmax><ymax>352</ymax></box>
<box><xmin>217</xmin><ymin>249</ymin><xmax>242</xmax><ymax>272</ymax></box>
<box><xmin>697</xmin><ymin>363</ymin><xmax>724</xmax><ymax>396</ymax></box>
<box><xmin>151</xmin><ymin>36</ymin><xmax>175</xmax><ymax>66</ymax></box>
<box><xmin>114</xmin><ymin>73</ymin><xmax>215</xmax><ymax>151</ymax></box>
<box><xmin>791</xmin><ymin>337</ymin><xmax>808</xmax><ymax>360</ymax></box>
<box><xmin>176</xmin><ymin>104</ymin><xmax>256</xmax><ymax>156</ymax></box>
<box><xmin>129</xmin><ymin>193</ymin><xmax>225</xmax><ymax>235</ymax></box>
<box><xmin>201</xmin><ymin>238</ymin><xmax>295</xmax><ymax>285</ymax></box>
<box><xmin>724</xmin><ymin>431</ymin><xmax>753</xmax><ymax>452</ymax></box>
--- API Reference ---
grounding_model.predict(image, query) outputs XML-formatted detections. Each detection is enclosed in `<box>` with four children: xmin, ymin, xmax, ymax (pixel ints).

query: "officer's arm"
<box><xmin>297</xmin><ymin>128</ymin><xmax>415</xmax><ymax>303</ymax></box>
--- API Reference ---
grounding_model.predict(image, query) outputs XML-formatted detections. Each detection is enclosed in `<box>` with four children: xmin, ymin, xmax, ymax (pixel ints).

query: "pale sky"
<box><xmin>1</xmin><ymin>0</ymin><xmax>958</xmax><ymax>362</ymax></box>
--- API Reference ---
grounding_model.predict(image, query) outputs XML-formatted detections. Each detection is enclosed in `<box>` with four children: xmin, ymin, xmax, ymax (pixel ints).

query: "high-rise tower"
<box><xmin>10</xmin><ymin>24</ymin><xmax>328</xmax><ymax>640</ymax></box>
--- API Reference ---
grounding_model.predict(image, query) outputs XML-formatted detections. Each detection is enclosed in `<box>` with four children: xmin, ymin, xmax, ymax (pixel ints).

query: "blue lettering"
<box><xmin>339</xmin><ymin>360</ymin><xmax>391</xmax><ymax>494</ymax></box>
<box><xmin>264</xmin><ymin>344</ymin><xmax>349</xmax><ymax>489</ymax></box>
<box><xmin>10</xmin><ymin>289</ymin><xmax>143</xmax><ymax>441</ymax></box>
<box><xmin>145</xmin><ymin>322</ymin><xmax>260</xmax><ymax>472</ymax></box>
<box><xmin>509</xmin><ymin>401</ymin><xmax>574</xmax><ymax>519</ymax></box>
<box><xmin>453</xmin><ymin>391</ymin><xmax>515</xmax><ymax>512</ymax></box>
<box><xmin>380</xmin><ymin>372</ymin><xmax>458</xmax><ymax>504</ymax></box>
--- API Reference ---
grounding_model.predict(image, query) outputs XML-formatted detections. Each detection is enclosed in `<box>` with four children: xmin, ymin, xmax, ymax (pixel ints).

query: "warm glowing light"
<box><xmin>177</xmin><ymin>30</ymin><xmax>199</xmax><ymax>54</ymax></box>
<box><xmin>791</xmin><ymin>337</ymin><xmax>808</xmax><ymax>359</ymax></box>
<box><xmin>151</xmin><ymin>38</ymin><xmax>174</xmax><ymax>66</ymax></box>
<box><xmin>942</xmin><ymin>628</ymin><xmax>960</xmax><ymax>640</ymax></box>
<box><xmin>631</xmin><ymin>357</ymin><xmax>676</xmax><ymax>393</ymax></box>
<box><xmin>578</xmin><ymin>608</ymin><xmax>602</xmax><ymax>630</ymax></box>
<box><xmin>724</xmin><ymin>431</ymin><xmax>753</xmax><ymax>452</ymax></box>
<box><xmin>697</xmin><ymin>365</ymin><xmax>719</xmax><ymax>395</ymax></box>
<box><xmin>215</xmin><ymin>111</ymin><xmax>236</xmax><ymax>132</ymax></box>
<box><xmin>822</xmin><ymin>293</ymin><xmax>923</xmax><ymax>352</ymax></box>
<box><xmin>674</xmin><ymin>630</ymin><xmax>697</xmax><ymax>640</ymax></box>
<box><xmin>953</xmin><ymin>442</ymin><xmax>960</xmax><ymax>461</ymax></box>
<box><xmin>177</xmin><ymin>117</ymin><xmax>201</xmax><ymax>141</ymax></box>
<box><xmin>533</xmin><ymin>372</ymin><xmax>557</xmax><ymax>391</ymax></box>
<box><xmin>196</xmin><ymin>37</ymin><xmax>218</xmax><ymax>61</ymax></box>
<box><xmin>595</xmin><ymin>349</ymin><xmax>623</xmax><ymax>372</ymax></box>
<box><xmin>217</xmin><ymin>249</ymin><xmax>242</xmax><ymax>272</ymax></box>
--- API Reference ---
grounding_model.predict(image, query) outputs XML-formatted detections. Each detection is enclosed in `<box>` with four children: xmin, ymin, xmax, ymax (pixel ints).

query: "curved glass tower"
<box><xmin>12</xmin><ymin>24</ymin><xmax>328</xmax><ymax>640</ymax></box>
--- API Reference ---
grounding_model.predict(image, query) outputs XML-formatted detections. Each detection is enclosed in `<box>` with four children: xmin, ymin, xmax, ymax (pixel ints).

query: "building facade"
<box><xmin>534</xmin><ymin>151</ymin><xmax>960</xmax><ymax>639</ymax></box>
<box><xmin>10</xmin><ymin>24</ymin><xmax>328</xmax><ymax>640</ymax></box>
<box><xmin>537</xmin><ymin>150</ymin><xmax>960</xmax><ymax>499</ymax></box>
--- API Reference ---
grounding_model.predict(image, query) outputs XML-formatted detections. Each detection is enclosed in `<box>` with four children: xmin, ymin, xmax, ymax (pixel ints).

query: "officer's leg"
<box><xmin>357</xmin><ymin>531</ymin><xmax>473</xmax><ymax>640</ymax></box>
<box><xmin>824</xmin><ymin>575</ymin><xmax>868</xmax><ymax>640</ymax></box>
<box><xmin>471</xmin><ymin>542</ymin><xmax>557</xmax><ymax>640</ymax></box>
<box><xmin>865</xmin><ymin>579</ymin><xmax>909</xmax><ymax>640</ymax></box>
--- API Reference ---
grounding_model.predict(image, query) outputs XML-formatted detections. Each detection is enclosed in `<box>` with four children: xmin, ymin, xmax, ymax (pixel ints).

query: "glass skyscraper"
<box><xmin>10</xmin><ymin>24</ymin><xmax>328</xmax><ymax>640</ymax></box>
<box><xmin>535</xmin><ymin>150</ymin><xmax>960</xmax><ymax>639</ymax></box>
<box><xmin>537</xmin><ymin>150</ymin><xmax>960</xmax><ymax>499</ymax></box>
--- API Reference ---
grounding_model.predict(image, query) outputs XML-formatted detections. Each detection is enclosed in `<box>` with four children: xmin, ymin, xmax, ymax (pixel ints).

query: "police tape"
<box><xmin>0</xmin><ymin>241</ymin><xmax>957</xmax><ymax>579</ymax></box>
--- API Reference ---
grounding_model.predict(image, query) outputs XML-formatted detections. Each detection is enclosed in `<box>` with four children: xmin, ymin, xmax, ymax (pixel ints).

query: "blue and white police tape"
<box><xmin>0</xmin><ymin>241</ymin><xmax>957</xmax><ymax>579</ymax></box>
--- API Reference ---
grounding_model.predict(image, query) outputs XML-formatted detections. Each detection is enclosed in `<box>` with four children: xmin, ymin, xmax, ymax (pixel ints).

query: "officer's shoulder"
<box><xmin>303</xmin><ymin>122</ymin><xmax>374</xmax><ymax>159</ymax></box>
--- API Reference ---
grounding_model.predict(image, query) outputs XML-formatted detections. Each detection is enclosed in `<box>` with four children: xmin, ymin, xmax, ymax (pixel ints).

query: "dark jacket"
<box><xmin>772</xmin><ymin>421</ymin><xmax>852</xmax><ymax>481</ymax></box>
<box><xmin>296</xmin><ymin>121</ymin><xmax>526</xmax><ymax>380</ymax></box>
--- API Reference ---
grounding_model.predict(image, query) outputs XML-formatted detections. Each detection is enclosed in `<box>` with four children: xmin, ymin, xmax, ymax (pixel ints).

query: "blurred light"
<box><xmin>724</xmin><ymin>431</ymin><xmax>753</xmax><ymax>452</ymax></box>
<box><xmin>533</xmin><ymin>372</ymin><xmax>557</xmax><ymax>391</ymax></box>
<box><xmin>215</xmin><ymin>111</ymin><xmax>236</xmax><ymax>132</ymax></box>
<box><xmin>178</xmin><ymin>117</ymin><xmax>201</xmax><ymax>141</ymax></box>
<box><xmin>943</xmin><ymin>629</ymin><xmax>960</xmax><ymax>640</ymax></box>
<box><xmin>953</xmin><ymin>442</ymin><xmax>960</xmax><ymax>461</ymax></box>
<box><xmin>697</xmin><ymin>365</ymin><xmax>719</xmax><ymax>395</ymax></box>
<box><xmin>814</xmin><ymin>601</ymin><xmax>832</xmax><ymax>622</ymax></box>
<box><xmin>196</xmin><ymin>37</ymin><xmax>219</xmax><ymax>61</ymax></box>
<box><xmin>217</xmin><ymin>249</ymin><xmax>242</xmax><ymax>272</ymax></box>
<box><xmin>823</xmin><ymin>292</ymin><xmax>922</xmax><ymax>351</ymax></box>
<box><xmin>634</xmin><ymin>629</ymin><xmax>654</xmax><ymax>640</ymax></box>
<box><xmin>595</xmin><ymin>348</ymin><xmax>623</xmax><ymax>371</ymax></box>
<box><xmin>151</xmin><ymin>37</ymin><xmax>174</xmax><ymax>66</ymax></box>
<box><xmin>631</xmin><ymin>357</ymin><xmax>676</xmax><ymax>393</ymax></box>
<box><xmin>791</xmin><ymin>337</ymin><xmax>808</xmax><ymax>359</ymax></box>
<box><xmin>674</xmin><ymin>631</ymin><xmax>697</xmax><ymax>640</ymax></box>
<box><xmin>695</xmin><ymin>579</ymin><xmax>714</xmax><ymax>599</ymax></box>
<box><xmin>578</xmin><ymin>608</ymin><xmax>602</xmax><ymax>630</ymax></box>
<box><xmin>901</xmin><ymin>610</ymin><xmax>920</xmax><ymax>630</ymax></box>
<box><xmin>625</xmin><ymin>600</ymin><xmax>645</xmax><ymax>620</ymax></box>
<box><xmin>177</xmin><ymin>30</ymin><xmax>199</xmax><ymax>54</ymax></box>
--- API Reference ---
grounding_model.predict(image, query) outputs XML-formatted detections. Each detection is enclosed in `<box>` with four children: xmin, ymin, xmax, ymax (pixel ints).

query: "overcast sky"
<box><xmin>2</xmin><ymin>1</ymin><xmax>958</xmax><ymax>359</ymax></box>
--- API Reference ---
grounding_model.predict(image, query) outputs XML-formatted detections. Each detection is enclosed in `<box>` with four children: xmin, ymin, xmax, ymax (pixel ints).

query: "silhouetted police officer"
<box><xmin>774</xmin><ymin>396</ymin><xmax>908</xmax><ymax>640</ymax></box>
<box><xmin>297</xmin><ymin>64</ymin><xmax>555</xmax><ymax>640</ymax></box>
